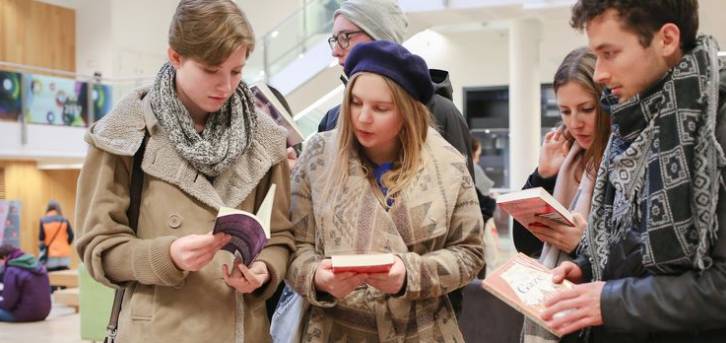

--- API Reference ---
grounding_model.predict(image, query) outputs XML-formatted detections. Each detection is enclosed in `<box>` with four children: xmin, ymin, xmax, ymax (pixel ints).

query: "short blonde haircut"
<box><xmin>169</xmin><ymin>0</ymin><xmax>255</xmax><ymax>66</ymax></box>
<box><xmin>326</xmin><ymin>72</ymin><xmax>432</xmax><ymax>207</ymax></box>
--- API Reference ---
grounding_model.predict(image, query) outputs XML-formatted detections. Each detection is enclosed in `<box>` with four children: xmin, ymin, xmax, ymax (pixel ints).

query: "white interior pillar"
<box><xmin>508</xmin><ymin>18</ymin><xmax>542</xmax><ymax>189</ymax></box>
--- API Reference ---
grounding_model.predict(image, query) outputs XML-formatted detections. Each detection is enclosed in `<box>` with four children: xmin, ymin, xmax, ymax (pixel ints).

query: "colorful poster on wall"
<box><xmin>0</xmin><ymin>200</ymin><xmax>21</xmax><ymax>248</ymax></box>
<box><xmin>92</xmin><ymin>83</ymin><xmax>113</xmax><ymax>122</ymax></box>
<box><xmin>23</xmin><ymin>73</ymin><xmax>87</xmax><ymax>127</ymax></box>
<box><xmin>0</xmin><ymin>70</ymin><xmax>22</xmax><ymax>122</ymax></box>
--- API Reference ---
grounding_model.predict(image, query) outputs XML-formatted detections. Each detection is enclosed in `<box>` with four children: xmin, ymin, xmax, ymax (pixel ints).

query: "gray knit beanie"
<box><xmin>334</xmin><ymin>0</ymin><xmax>408</xmax><ymax>43</ymax></box>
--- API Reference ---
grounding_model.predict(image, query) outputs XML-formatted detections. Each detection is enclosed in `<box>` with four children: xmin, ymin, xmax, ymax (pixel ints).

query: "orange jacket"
<box><xmin>39</xmin><ymin>212</ymin><xmax>73</xmax><ymax>258</ymax></box>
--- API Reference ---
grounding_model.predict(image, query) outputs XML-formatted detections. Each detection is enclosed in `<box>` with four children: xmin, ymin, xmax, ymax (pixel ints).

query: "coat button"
<box><xmin>168</xmin><ymin>214</ymin><xmax>183</xmax><ymax>229</ymax></box>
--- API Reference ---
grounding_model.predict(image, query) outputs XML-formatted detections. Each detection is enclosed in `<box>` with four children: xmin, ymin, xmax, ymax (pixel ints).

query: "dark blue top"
<box><xmin>372</xmin><ymin>162</ymin><xmax>395</xmax><ymax>208</ymax></box>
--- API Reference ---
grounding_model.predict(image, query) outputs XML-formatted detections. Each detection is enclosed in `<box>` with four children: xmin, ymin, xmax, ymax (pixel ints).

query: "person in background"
<box><xmin>513</xmin><ymin>47</ymin><xmax>611</xmax><ymax>343</ymax></box>
<box><xmin>315</xmin><ymin>0</ymin><xmax>475</xmax><ymax>316</ymax></box>
<box><xmin>543</xmin><ymin>1</ymin><xmax>726</xmax><ymax>341</ymax></box>
<box><xmin>512</xmin><ymin>47</ymin><xmax>610</xmax><ymax>261</ymax></box>
<box><xmin>471</xmin><ymin>138</ymin><xmax>495</xmax><ymax>196</ymax></box>
<box><xmin>0</xmin><ymin>244</ymin><xmax>51</xmax><ymax>322</ymax></box>
<box><xmin>74</xmin><ymin>1</ymin><xmax>294</xmax><ymax>341</ymax></box>
<box><xmin>287</xmin><ymin>40</ymin><xmax>484</xmax><ymax>342</ymax></box>
<box><xmin>38</xmin><ymin>200</ymin><xmax>74</xmax><ymax>272</ymax></box>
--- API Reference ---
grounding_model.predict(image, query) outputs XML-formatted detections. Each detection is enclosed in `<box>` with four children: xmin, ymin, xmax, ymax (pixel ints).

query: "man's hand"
<box><xmin>223</xmin><ymin>260</ymin><xmax>270</xmax><ymax>293</ymax></box>
<box><xmin>550</xmin><ymin>261</ymin><xmax>585</xmax><ymax>284</ymax></box>
<box><xmin>364</xmin><ymin>256</ymin><xmax>407</xmax><ymax>294</ymax></box>
<box><xmin>542</xmin><ymin>281</ymin><xmax>605</xmax><ymax>335</ymax></box>
<box><xmin>313</xmin><ymin>259</ymin><xmax>367</xmax><ymax>299</ymax></box>
<box><xmin>170</xmin><ymin>233</ymin><xmax>231</xmax><ymax>271</ymax></box>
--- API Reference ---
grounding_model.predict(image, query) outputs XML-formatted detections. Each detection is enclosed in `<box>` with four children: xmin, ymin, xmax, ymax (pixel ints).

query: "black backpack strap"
<box><xmin>105</xmin><ymin>131</ymin><xmax>148</xmax><ymax>343</ymax></box>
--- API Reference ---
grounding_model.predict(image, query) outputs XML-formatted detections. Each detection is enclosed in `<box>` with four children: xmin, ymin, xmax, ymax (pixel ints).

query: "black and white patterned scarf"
<box><xmin>580</xmin><ymin>36</ymin><xmax>726</xmax><ymax>281</ymax></box>
<box><xmin>149</xmin><ymin>62</ymin><xmax>257</xmax><ymax>177</ymax></box>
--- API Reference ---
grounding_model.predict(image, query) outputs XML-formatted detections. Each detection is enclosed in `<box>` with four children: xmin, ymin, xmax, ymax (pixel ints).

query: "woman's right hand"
<box><xmin>313</xmin><ymin>259</ymin><xmax>367</xmax><ymax>299</ymax></box>
<box><xmin>170</xmin><ymin>233</ymin><xmax>231</xmax><ymax>271</ymax></box>
<box><xmin>537</xmin><ymin>129</ymin><xmax>571</xmax><ymax>178</ymax></box>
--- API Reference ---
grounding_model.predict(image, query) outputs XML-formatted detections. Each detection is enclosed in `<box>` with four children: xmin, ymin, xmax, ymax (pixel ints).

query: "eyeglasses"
<box><xmin>327</xmin><ymin>30</ymin><xmax>366</xmax><ymax>50</ymax></box>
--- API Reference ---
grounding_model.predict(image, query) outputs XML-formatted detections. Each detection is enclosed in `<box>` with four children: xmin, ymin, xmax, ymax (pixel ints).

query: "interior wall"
<box><xmin>1</xmin><ymin>161</ymin><xmax>80</xmax><ymax>267</ymax></box>
<box><xmin>0</xmin><ymin>0</ymin><xmax>76</xmax><ymax>72</ymax></box>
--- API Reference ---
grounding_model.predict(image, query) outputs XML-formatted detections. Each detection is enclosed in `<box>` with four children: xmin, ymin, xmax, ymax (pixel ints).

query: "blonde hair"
<box><xmin>169</xmin><ymin>0</ymin><xmax>255</xmax><ymax>66</ymax></box>
<box><xmin>325</xmin><ymin>73</ymin><xmax>432</xmax><ymax>208</ymax></box>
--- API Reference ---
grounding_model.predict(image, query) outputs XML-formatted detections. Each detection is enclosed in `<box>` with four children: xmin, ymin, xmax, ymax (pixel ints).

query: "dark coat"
<box><xmin>566</xmin><ymin>58</ymin><xmax>726</xmax><ymax>343</ymax></box>
<box><xmin>0</xmin><ymin>249</ymin><xmax>51</xmax><ymax>322</ymax></box>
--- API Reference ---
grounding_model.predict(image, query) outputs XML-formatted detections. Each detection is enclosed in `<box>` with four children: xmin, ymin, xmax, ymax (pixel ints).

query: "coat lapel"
<box><xmin>140</xmin><ymin>95</ymin><xmax>287</xmax><ymax>210</ymax></box>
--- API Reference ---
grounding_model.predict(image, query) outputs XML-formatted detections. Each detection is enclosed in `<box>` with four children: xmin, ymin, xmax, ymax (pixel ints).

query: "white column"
<box><xmin>508</xmin><ymin>18</ymin><xmax>542</xmax><ymax>189</ymax></box>
<box><xmin>76</xmin><ymin>0</ymin><xmax>115</xmax><ymax>77</ymax></box>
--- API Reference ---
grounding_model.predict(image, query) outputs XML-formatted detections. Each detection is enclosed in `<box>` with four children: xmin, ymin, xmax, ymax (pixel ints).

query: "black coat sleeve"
<box><xmin>428</xmin><ymin>95</ymin><xmax>475</xmax><ymax>179</ymax></box>
<box><xmin>601</xmin><ymin>199</ymin><xmax>726</xmax><ymax>332</ymax></box>
<box><xmin>511</xmin><ymin>168</ymin><xmax>557</xmax><ymax>257</ymax></box>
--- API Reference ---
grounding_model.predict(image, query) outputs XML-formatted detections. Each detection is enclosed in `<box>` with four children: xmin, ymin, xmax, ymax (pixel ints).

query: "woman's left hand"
<box><xmin>222</xmin><ymin>259</ymin><xmax>270</xmax><ymax>293</ymax></box>
<box><xmin>365</xmin><ymin>256</ymin><xmax>407</xmax><ymax>294</ymax></box>
<box><xmin>527</xmin><ymin>213</ymin><xmax>587</xmax><ymax>253</ymax></box>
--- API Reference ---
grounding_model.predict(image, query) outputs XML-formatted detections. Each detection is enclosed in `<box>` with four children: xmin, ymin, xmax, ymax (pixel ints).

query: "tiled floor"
<box><xmin>0</xmin><ymin>304</ymin><xmax>85</xmax><ymax>343</ymax></box>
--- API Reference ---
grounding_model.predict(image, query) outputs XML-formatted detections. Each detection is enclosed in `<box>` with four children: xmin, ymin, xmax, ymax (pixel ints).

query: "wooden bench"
<box><xmin>53</xmin><ymin>287</ymin><xmax>80</xmax><ymax>313</ymax></box>
<box><xmin>48</xmin><ymin>269</ymin><xmax>78</xmax><ymax>288</ymax></box>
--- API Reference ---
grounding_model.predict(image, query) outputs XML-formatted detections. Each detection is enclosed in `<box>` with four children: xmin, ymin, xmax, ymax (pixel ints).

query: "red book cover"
<box><xmin>496</xmin><ymin>187</ymin><xmax>575</xmax><ymax>227</ymax></box>
<box><xmin>331</xmin><ymin>254</ymin><xmax>395</xmax><ymax>274</ymax></box>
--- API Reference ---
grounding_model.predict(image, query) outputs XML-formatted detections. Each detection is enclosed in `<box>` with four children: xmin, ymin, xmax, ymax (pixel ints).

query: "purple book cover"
<box><xmin>213</xmin><ymin>214</ymin><xmax>268</xmax><ymax>265</ymax></box>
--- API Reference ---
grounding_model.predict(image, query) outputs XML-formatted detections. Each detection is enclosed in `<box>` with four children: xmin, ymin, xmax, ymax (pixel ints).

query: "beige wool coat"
<box><xmin>287</xmin><ymin>129</ymin><xmax>485</xmax><ymax>342</ymax></box>
<box><xmin>74</xmin><ymin>88</ymin><xmax>294</xmax><ymax>343</ymax></box>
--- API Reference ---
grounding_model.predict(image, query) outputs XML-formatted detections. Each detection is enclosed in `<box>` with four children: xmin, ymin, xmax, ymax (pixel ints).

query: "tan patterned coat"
<box><xmin>287</xmin><ymin>129</ymin><xmax>484</xmax><ymax>342</ymax></box>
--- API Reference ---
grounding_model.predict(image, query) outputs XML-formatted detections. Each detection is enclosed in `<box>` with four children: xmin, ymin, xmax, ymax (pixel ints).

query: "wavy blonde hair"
<box><xmin>325</xmin><ymin>73</ymin><xmax>432</xmax><ymax>207</ymax></box>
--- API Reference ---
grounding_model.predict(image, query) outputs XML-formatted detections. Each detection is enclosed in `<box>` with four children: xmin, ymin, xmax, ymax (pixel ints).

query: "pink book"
<box><xmin>331</xmin><ymin>253</ymin><xmax>395</xmax><ymax>273</ymax></box>
<box><xmin>497</xmin><ymin>187</ymin><xmax>575</xmax><ymax>227</ymax></box>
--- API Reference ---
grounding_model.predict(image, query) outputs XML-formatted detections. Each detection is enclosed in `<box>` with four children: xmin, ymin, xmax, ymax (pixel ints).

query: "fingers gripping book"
<box><xmin>213</xmin><ymin>184</ymin><xmax>276</xmax><ymax>265</ymax></box>
<box><xmin>496</xmin><ymin>187</ymin><xmax>575</xmax><ymax>227</ymax></box>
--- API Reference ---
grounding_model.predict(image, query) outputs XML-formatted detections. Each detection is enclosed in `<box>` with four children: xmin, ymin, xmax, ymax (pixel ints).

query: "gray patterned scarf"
<box><xmin>149</xmin><ymin>62</ymin><xmax>257</xmax><ymax>177</ymax></box>
<box><xmin>580</xmin><ymin>35</ymin><xmax>726</xmax><ymax>281</ymax></box>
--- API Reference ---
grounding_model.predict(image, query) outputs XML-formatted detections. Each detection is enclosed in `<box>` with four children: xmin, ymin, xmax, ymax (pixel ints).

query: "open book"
<box><xmin>213</xmin><ymin>184</ymin><xmax>276</xmax><ymax>265</ymax></box>
<box><xmin>249</xmin><ymin>81</ymin><xmax>304</xmax><ymax>147</ymax></box>
<box><xmin>496</xmin><ymin>187</ymin><xmax>575</xmax><ymax>227</ymax></box>
<box><xmin>482</xmin><ymin>253</ymin><xmax>574</xmax><ymax>337</ymax></box>
<box><xmin>331</xmin><ymin>253</ymin><xmax>395</xmax><ymax>273</ymax></box>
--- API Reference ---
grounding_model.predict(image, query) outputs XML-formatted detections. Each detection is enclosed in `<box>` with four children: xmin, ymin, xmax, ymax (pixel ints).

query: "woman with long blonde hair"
<box><xmin>286</xmin><ymin>40</ymin><xmax>484</xmax><ymax>342</ymax></box>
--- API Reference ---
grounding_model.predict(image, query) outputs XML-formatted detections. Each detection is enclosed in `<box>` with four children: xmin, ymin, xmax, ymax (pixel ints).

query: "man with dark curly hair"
<box><xmin>533</xmin><ymin>1</ymin><xmax>726</xmax><ymax>342</ymax></box>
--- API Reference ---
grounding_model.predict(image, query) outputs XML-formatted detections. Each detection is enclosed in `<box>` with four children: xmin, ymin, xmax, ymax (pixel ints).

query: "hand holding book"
<box><xmin>541</xmin><ymin>261</ymin><xmax>605</xmax><ymax>335</ymax></box>
<box><xmin>527</xmin><ymin>213</ymin><xmax>588</xmax><ymax>254</ymax></box>
<box><xmin>170</xmin><ymin>232</ymin><xmax>232</xmax><ymax>272</ymax></box>
<box><xmin>314</xmin><ymin>259</ymin><xmax>368</xmax><ymax>299</ymax></box>
<box><xmin>360</xmin><ymin>255</ymin><xmax>406</xmax><ymax>295</ymax></box>
<box><xmin>314</xmin><ymin>254</ymin><xmax>406</xmax><ymax>298</ymax></box>
<box><xmin>223</xmin><ymin>258</ymin><xmax>270</xmax><ymax>293</ymax></box>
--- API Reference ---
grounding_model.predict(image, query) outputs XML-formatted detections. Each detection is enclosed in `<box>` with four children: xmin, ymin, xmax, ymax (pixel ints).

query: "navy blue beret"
<box><xmin>344</xmin><ymin>40</ymin><xmax>434</xmax><ymax>104</ymax></box>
